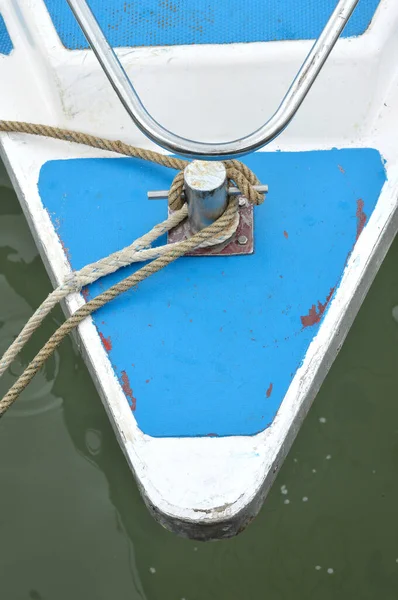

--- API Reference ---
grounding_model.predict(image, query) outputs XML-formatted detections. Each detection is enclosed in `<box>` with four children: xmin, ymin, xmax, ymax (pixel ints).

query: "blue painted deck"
<box><xmin>44</xmin><ymin>0</ymin><xmax>381</xmax><ymax>49</ymax></box>
<box><xmin>0</xmin><ymin>15</ymin><xmax>12</xmax><ymax>55</ymax></box>
<box><xmin>39</xmin><ymin>150</ymin><xmax>386</xmax><ymax>437</ymax></box>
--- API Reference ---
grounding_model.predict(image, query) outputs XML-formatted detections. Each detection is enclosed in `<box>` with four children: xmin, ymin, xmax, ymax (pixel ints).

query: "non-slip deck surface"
<box><xmin>44</xmin><ymin>0</ymin><xmax>381</xmax><ymax>49</ymax></box>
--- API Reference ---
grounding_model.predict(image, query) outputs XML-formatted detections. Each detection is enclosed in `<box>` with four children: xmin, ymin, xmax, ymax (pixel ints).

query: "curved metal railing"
<box><xmin>67</xmin><ymin>0</ymin><xmax>360</xmax><ymax>159</ymax></box>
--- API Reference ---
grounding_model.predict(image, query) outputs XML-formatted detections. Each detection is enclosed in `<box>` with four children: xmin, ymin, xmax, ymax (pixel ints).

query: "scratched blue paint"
<box><xmin>0</xmin><ymin>15</ymin><xmax>12</xmax><ymax>55</ymax></box>
<box><xmin>39</xmin><ymin>149</ymin><xmax>386</xmax><ymax>437</ymax></box>
<box><xmin>43</xmin><ymin>0</ymin><xmax>380</xmax><ymax>49</ymax></box>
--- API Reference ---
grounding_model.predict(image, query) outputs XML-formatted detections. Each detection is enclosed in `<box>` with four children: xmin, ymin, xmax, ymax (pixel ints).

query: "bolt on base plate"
<box><xmin>167</xmin><ymin>198</ymin><xmax>254</xmax><ymax>256</ymax></box>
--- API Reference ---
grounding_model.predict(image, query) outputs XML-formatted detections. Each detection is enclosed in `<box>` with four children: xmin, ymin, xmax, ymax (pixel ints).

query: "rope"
<box><xmin>0</xmin><ymin>204</ymin><xmax>238</xmax><ymax>378</ymax></box>
<box><xmin>0</xmin><ymin>198</ymin><xmax>238</xmax><ymax>416</ymax></box>
<box><xmin>0</xmin><ymin>120</ymin><xmax>265</xmax><ymax>209</ymax></box>
<box><xmin>0</xmin><ymin>120</ymin><xmax>265</xmax><ymax>416</ymax></box>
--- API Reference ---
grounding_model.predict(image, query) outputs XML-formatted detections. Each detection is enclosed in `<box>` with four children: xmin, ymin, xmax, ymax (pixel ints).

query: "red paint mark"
<box><xmin>266</xmin><ymin>383</ymin><xmax>273</xmax><ymax>398</ymax></box>
<box><xmin>300</xmin><ymin>287</ymin><xmax>335</xmax><ymax>328</ymax></box>
<box><xmin>121</xmin><ymin>370</ymin><xmax>136</xmax><ymax>411</ymax></box>
<box><xmin>145</xmin><ymin>379</ymin><xmax>150</xmax><ymax>384</ymax></box>
<box><xmin>206</xmin><ymin>433</ymin><xmax>218</xmax><ymax>437</ymax></box>
<box><xmin>60</xmin><ymin>239</ymin><xmax>71</xmax><ymax>262</ymax></box>
<box><xmin>338</xmin><ymin>164</ymin><xmax>345</xmax><ymax>174</ymax></box>
<box><xmin>81</xmin><ymin>288</ymin><xmax>90</xmax><ymax>301</ymax></box>
<box><xmin>356</xmin><ymin>199</ymin><xmax>367</xmax><ymax>241</ymax></box>
<box><xmin>283</xmin><ymin>230</ymin><xmax>289</xmax><ymax>239</ymax></box>
<box><xmin>99</xmin><ymin>332</ymin><xmax>112</xmax><ymax>352</ymax></box>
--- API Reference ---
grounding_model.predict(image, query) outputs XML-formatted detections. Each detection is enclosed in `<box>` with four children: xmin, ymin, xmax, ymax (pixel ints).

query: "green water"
<box><xmin>1</xmin><ymin>158</ymin><xmax>398</xmax><ymax>600</ymax></box>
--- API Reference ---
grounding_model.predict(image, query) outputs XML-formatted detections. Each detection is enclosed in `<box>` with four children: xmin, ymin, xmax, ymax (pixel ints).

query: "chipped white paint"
<box><xmin>0</xmin><ymin>0</ymin><xmax>398</xmax><ymax>540</ymax></box>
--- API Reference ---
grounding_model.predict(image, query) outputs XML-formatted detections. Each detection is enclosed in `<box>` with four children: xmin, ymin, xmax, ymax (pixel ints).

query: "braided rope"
<box><xmin>0</xmin><ymin>120</ymin><xmax>264</xmax><ymax>415</ymax></box>
<box><xmin>0</xmin><ymin>120</ymin><xmax>265</xmax><ymax>209</ymax></box>
<box><xmin>0</xmin><ymin>204</ymin><xmax>238</xmax><ymax>378</ymax></box>
<box><xmin>0</xmin><ymin>198</ymin><xmax>238</xmax><ymax>416</ymax></box>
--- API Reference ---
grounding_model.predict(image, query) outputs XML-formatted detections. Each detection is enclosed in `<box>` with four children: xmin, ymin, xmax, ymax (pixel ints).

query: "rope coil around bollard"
<box><xmin>0</xmin><ymin>120</ymin><xmax>265</xmax><ymax>416</ymax></box>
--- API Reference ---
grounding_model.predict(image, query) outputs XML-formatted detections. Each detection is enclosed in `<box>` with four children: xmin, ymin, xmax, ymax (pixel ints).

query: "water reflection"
<box><xmin>0</xmin><ymin>181</ymin><xmax>62</xmax><ymax>418</ymax></box>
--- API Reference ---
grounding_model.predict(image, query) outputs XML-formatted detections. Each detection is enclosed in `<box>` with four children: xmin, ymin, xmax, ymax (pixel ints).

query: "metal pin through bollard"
<box><xmin>147</xmin><ymin>184</ymin><xmax>268</xmax><ymax>200</ymax></box>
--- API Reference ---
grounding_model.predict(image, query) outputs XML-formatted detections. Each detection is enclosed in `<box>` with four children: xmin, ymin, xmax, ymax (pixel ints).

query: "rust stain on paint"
<box><xmin>283</xmin><ymin>230</ymin><xmax>289</xmax><ymax>239</ymax></box>
<box><xmin>338</xmin><ymin>164</ymin><xmax>345</xmax><ymax>174</ymax></box>
<box><xmin>121</xmin><ymin>370</ymin><xmax>136</xmax><ymax>411</ymax></box>
<box><xmin>301</xmin><ymin>287</ymin><xmax>335</xmax><ymax>328</ymax></box>
<box><xmin>81</xmin><ymin>288</ymin><xmax>89</xmax><ymax>301</ymax></box>
<box><xmin>99</xmin><ymin>332</ymin><xmax>112</xmax><ymax>352</ymax></box>
<box><xmin>356</xmin><ymin>199</ymin><xmax>367</xmax><ymax>241</ymax></box>
<box><xmin>60</xmin><ymin>239</ymin><xmax>71</xmax><ymax>262</ymax></box>
<box><xmin>266</xmin><ymin>383</ymin><xmax>273</xmax><ymax>398</ymax></box>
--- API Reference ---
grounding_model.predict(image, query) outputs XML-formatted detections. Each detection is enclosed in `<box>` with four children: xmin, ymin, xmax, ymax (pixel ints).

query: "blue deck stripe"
<box><xmin>39</xmin><ymin>149</ymin><xmax>386</xmax><ymax>437</ymax></box>
<box><xmin>0</xmin><ymin>15</ymin><xmax>12</xmax><ymax>55</ymax></box>
<box><xmin>43</xmin><ymin>0</ymin><xmax>381</xmax><ymax>49</ymax></box>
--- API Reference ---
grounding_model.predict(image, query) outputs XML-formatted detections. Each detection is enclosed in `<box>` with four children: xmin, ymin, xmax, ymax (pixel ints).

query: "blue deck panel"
<box><xmin>39</xmin><ymin>149</ymin><xmax>386</xmax><ymax>437</ymax></box>
<box><xmin>43</xmin><ymin>0</ymin><xmax>381</xmax><ymax>49</ymax></box>
<box><xmin>0</xmin><ymin>15</ymin><xmax>12</xmax><ymax>55</ymax></box>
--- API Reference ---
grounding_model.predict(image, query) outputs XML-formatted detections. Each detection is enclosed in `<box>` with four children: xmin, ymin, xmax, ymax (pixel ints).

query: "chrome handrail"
<box><xmin>66</xmin><ymin>0</ymin><xmax>360</xmax><ymax>159</ymax></box>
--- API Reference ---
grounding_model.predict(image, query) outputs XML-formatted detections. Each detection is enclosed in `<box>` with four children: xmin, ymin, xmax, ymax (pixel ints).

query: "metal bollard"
<box><xmin>183</xmin><ymin>161</ymin><xmax>228</xmax><ymax>233</ymax></box>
